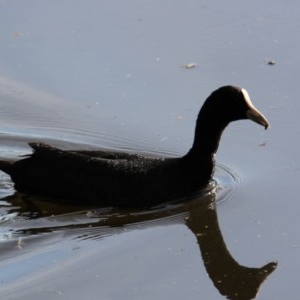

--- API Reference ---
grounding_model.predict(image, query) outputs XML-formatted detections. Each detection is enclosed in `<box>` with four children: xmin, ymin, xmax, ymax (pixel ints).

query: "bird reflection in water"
<box><xmin>185</xmin><ymin>193</ymin><xmax>277</xmax><ymax>299</ymax></box>
<box><xmin>3</xmin><ymin>187</ymin><xmax>277</xmax><ymax>300</ymax></box>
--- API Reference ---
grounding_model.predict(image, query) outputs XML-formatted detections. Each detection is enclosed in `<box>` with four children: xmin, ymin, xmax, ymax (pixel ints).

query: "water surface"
<box><xmin>0</xmin><ymin>1</ymin><xmax>299</xmax><ymax>299</ymax></box>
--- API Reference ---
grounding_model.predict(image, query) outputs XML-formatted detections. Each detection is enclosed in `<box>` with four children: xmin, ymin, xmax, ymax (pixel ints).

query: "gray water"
<box><xmin>0</xmin><ymin>1</ymin><xmax>299</xmax><ymax>299</ymax></box>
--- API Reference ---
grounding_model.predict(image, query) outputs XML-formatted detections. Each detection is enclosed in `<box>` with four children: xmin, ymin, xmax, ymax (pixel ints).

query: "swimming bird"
<box><xmin>0</xmin><ymin>86</ymin><xmax>269</xmax><ymax>207</ymax></box>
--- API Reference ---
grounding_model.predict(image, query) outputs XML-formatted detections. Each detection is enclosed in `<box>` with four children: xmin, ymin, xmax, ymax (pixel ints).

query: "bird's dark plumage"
<box><xmin>0</xmin><ymin>86</ymin><xmax>269</xmax><ymax>207</ymax></box>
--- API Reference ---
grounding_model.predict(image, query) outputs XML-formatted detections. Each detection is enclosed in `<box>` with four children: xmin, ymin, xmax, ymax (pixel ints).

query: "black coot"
<box><xmin>0</xmin><ymin>86</ymin><xmax>269</xmax><ymax>207</ymax></box>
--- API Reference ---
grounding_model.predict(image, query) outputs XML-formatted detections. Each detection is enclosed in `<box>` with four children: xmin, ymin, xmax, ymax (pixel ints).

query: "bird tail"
<box><xmin>0</xmin><ymin>160</ymin><xmax>14</xmax><ymax>175</ymax></box>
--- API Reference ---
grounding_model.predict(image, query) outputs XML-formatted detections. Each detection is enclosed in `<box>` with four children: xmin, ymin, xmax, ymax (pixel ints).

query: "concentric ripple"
<box><xmin>214</xmin><ymin>162</ymin><xmax>245</xmax><ymax>205</ymax></box>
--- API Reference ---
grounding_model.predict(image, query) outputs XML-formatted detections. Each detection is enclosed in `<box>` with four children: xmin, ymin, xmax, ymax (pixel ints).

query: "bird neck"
<box><xmin>187</xmin><ymin>114</ymin><xmax>227</xmax><ymax>159</ymax></box>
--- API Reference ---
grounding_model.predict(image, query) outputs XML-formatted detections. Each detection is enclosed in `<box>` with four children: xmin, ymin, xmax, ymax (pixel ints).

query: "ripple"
<box><xmin>215</xmin><ymin>162</ymin><xmax>245</xmax><ymax>205</ymax></box>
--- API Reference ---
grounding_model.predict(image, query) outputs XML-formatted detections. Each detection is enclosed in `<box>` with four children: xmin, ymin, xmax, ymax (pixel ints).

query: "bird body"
<box><xmin>0</xmin><ymin>143</ymin><xmax>214</xmax><ymax>207</ymax></box>
<box><xmin>0</xmin><ymin>86</ymin><xmax>269</xmax><ymax>207</ymax></box>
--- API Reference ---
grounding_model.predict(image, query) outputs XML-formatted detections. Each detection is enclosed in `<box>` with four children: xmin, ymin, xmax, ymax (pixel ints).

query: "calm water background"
<box><xmin>0</xmin><ymin>1</ymin><xmax>299</xmax><ymax>299</ymax></box>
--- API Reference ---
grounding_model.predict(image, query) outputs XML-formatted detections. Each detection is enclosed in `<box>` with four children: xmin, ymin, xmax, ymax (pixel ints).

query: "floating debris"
<box><xmin>13</xmin><ymin>31</ymin><xmax>23</xmax><ymax>38</ymax></box>
<box><xmin>267</xmin><ymin>60</ymin><xmax>276</xmax><ymax>65</ymax></box>
<box><xmin>183</xmin><ymin>63</ymin><xmax>196</xmax><ymax>69</ymax></box>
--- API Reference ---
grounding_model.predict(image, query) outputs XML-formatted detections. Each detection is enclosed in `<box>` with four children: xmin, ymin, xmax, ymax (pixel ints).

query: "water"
<box><xmin>0</xmin><ymin>1</ymin><xmax>299</xmax><ymax>299</ymax></box>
